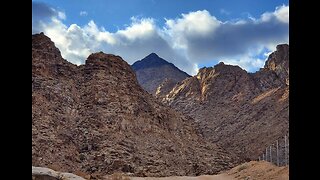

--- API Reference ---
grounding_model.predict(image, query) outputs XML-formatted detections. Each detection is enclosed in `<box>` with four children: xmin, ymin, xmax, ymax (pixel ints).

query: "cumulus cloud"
<box><xmin>165</xmin><ymin>10</ymin><xmax>221</xmax><ymax>49</ymax></box>
<box><xmin>32</xmin><ymin>7</ymin><xmax>195</xmax><ymax>73</ymax></box>
<box><xmin>164</xmin><ymin>6</ymin><xmax>288</xmax><ymax>67</ymax></box>
<box><xmin>220</xmin><ymin>57</ymin><xmax>265</xmax><ymax>72</ymax></box>
<box><xmin>80</xmin><ymin>11</ymin><xmax>88</xmax><ymax>16</ymax></box>
<box><xmin>261</xmin><ymin>5</ymin><xmax>289</xmax><ymax>23</ymax></box>
<box><xmin>32</xmin><ymin>2</ymin><xmax>288</xmax><ymax>75</ymax></box>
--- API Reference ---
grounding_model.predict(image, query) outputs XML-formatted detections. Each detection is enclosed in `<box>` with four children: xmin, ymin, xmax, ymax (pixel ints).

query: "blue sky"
<box><xmin>32</xmin><ymin>0</ymin><xmax>289</xmax><ymax>75</ymax></box>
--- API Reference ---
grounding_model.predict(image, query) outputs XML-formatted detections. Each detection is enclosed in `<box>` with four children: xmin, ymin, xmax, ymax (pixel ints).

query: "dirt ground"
<box><xmin>129</xmin><ymin>161</ymin><xmax>288</xmax><ymax>180</ymax></box>
<box><xmin>131</xmin><ymin>174</ymin><xmax>234</xmax><ymax>180</ymax></box>
<box><xmin>225</xmin><ymin>161</ymin><xmax>289</xmax><ymax>180</ymax></box>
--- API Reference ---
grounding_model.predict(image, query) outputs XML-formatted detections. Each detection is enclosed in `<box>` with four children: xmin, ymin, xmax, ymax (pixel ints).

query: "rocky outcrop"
<box><xmin>132</xmin><ymin>53</ymin><xmax>190</xmax><ymax>94</ymax></box>
<box><xmin>32</xmin><ymin>166</ymin><xmax>86</xmax><ymax>180</ymax></box>
<box><xmin>32</xmin><ymin>33</ymin><xmax>238</xmax><ymax>178</ymax></box>
<box><xmin>155</xmin><ymin>78</ymin><xmax>178</xmax><ymax>97</ymax></box>
<box><xmin>159</xmin><ymin>45</ymin><xmax>289</xmax><ymax>162</ymax></box>
<box><xmin>264</xmin><ymin>44</ymin><xmax>289</xmax><ymax>85</ymax></box>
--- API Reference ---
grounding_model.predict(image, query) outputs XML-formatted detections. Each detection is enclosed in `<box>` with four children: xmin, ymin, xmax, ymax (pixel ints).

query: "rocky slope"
<box><xmin>159</xmin><ymin>44</ymin><xmax>289</xmax><ymax>162</ymax></box>
<box><xmin>130</xmin><ymin>161</ymin><xmax>288</xmax><ymax>180</ymax></box>
<box><xmin>225</xmin><ymin>161</ymin><xmax>288</xmax><ymax>180</ymax></box>
<box><xmin>32</xmin><ymin>33</ymin><xmax>238</xmax><ymax>178</ymax></box>
<box><xmin>132</xmin><ymin>53</ymin><xmax>190</xmax><ymax>94</ymax></box>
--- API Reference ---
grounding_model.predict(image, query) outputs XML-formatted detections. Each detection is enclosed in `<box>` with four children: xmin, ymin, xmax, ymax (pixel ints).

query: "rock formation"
<box><xmin>159</xmin><ymin>44</ymin><xmax>289</xmax><ymax>162</ymax></box>
<box><xmin>32</xmin><ymin>33</ymin><xmax>238</xmax><ymax>178</ymax></box>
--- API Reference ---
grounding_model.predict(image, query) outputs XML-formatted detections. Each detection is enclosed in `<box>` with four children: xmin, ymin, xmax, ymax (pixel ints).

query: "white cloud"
<box><xmin>162</xmin><ymin>6</ymin><xmax>288</xmax><ymax>70</ymax></box>
<box><xmin>165</xmin><ymin>10</ymin><xmax>221</xmax><ymax>49</ymax></box>
<box><xmin>80</xmin><ymin>11</ymin><xmax>88</xmax><ymax>16</ymax></box>
<box><xmin>83</xmin><ymin>20</ymin><xmax>116</xmax><ymax>45</ymax></box>
<box><xmin>220</xmin><ymin>57</ymin><xmax>265</xmax><ymax>72</ymax></box>
<box><xmin>51</xmin><ymin>8</ymin><xmax>66</xmax><ymax>20</ymax></box>
<box><xmin>32</xmin><ymin>3</ymin><xmax>288</xmax><ymax>75</ymax></box>
<box><xmin>261</xmin><ymin>5</ymin><xmax>289</xmax><ymax>23</ymax></box>
<box><xmin>116</xmin><ymin>17</ymin><xmax>156</xmax><ymax>41</ymax></box>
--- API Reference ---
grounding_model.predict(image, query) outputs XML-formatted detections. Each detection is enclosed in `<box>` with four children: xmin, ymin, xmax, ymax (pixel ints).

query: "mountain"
<box><xmin>158</xmin><ymin>44</ymin><xmax>289</xmax><ymax>162</ymax></box>
<box><xmin>132</xmin><ymin>53</ymin><xmax>190</xmax><ymax>94</ymax></box>
<box><xmin>32</xmin><ymin>33</ymin><xmax>238</xmax><ymax>178</ymax></box>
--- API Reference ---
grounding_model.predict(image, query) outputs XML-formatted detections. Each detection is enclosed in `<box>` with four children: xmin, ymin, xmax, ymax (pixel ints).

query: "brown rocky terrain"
<box><xmin>158</xmin><ymin>44</ymin><xmax>289</xmax><ymax>162</ymax></box>
<box><xmin>132</xmin><ymin>53</ymin><xmax>190</xmax><ymax>94</ymax></box>
<box><xmin>225</xmin><ymin>161</ymin><xmax>288</xmax><ymax>180</ymax></box>
<box><xmin>32</xmin><ymin>33</ymin><xmax>239</xmax><ymax>178</ymax></box>
<box><xmin>33</xmin><ymin>161</ymin><xmax>288</xmax><ymax>180</ymax></box>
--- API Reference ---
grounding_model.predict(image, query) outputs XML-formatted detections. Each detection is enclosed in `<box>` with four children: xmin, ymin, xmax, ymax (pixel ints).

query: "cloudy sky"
<box><xmin>32</xmin><ymin>0</ymin><xmax>289</xmax><ymax>75</ymax></box>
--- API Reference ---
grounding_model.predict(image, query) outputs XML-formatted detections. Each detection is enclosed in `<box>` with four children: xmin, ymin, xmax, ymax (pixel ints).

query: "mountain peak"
<box><xmin>86</xmin><ymin>52</ymin><xmax>122</xmax><ymax>63</ymax></box>
<box><xmin>276</xmin><ymin>44</ymin><xmax>289</xmax><ymax>52</ymax></box>
<box><xmin>132</xmin><ymin>54</ymin><xmax>190</xmax><ymax>94</ymax></box>
<box><xmin>146</xmin><ymin>52</ymin><xmax>160</xmax><ymax>58</ymax></box>
<box><xmin>196</xmin><ymin>62</ymin><xmax>244</xmax><ymax>81</ymax></box>
<box><xmin>132</xmin><ymin>53</ymin><xmax>172</xmax><ymax>71</ymax></box>
<box><xmin>32</xmin><ymin>33</ymin><xmax>66</xmax><ymax>74</ymax></box>
<box><xmin>32</xmin><ymin>32</ymin><xmax>60</xmax><ymax>55</ymax></box>
<box><xmin>262</xmin><ymin>44</ymin><xmax>289</xmax><ymax>85</ymax></box>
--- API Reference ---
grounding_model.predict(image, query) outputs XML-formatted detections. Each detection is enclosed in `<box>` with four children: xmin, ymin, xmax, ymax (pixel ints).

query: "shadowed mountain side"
<box><xmin>132</xmin><ymin>53</ymin><xmax>190</xmax><ymax>94</ymax></box>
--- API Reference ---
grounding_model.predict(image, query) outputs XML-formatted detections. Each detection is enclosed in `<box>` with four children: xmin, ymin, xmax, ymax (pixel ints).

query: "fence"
<box><xmin>258</xmin><ymin>134</ymin><xmax>289</xmax><ymax>166</ymax></box>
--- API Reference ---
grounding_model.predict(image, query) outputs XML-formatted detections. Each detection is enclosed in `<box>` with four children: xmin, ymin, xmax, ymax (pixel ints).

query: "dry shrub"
<box><xmin>237</xmin><ymin>164</ymin><xmax>248</xmax><ymax>172</ymax></box>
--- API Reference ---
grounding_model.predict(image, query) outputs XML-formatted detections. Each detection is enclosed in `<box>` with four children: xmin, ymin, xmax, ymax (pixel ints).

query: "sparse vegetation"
<box><xmin>237</xmin><ymin>164</ymin><xmax>248</xmax><ymax>172</ymax></box>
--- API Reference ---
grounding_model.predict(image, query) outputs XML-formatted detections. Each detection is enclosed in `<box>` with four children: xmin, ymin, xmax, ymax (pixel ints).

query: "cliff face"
<box><xmin>159</xmin><ymin>45</ymin><xmax>289</xmax><ymax>162</ymax></box>
<box><xmin>132</xmin><ymin>53</ymin><xmax>190</xmax><ymax>94</ymax></box>
<box><xmin>32</xmin><ymin>33</ymin><xmax>238</xmax><ymax>178</ymax></box>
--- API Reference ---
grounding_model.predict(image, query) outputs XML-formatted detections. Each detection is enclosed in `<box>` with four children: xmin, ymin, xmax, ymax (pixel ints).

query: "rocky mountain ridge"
<box><xmin>158</xmin><ymin>44</ymin><xmax>289</xmax><ymax>162</ymax></box>
<box><xmin>32</xmin><ymin>33</ymin><xmax>238</xmax><ymax>178</ymax></box>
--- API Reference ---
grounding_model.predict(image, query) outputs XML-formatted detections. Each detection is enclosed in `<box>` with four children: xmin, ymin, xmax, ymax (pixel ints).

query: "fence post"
<box><xmin>266</xmin><ymin>148</ymin><xmax>268</xmax><ymax>162</ymax></box>
<box><xmin>270</xmin><ymin>145</ymin><xmax>272</xmax><ymax>164</ymax></box>
<box><xmin>276</xmin><ymin>140</ymin><xmax>279</xmax><ymax>166</ymax></box>
<box><xmin>287</xmin><ymin>135</ymin><xmax>289</xmax><ymax>165</ymax></box>
<box><xmin>284</xmin><ymin>135</ymin><xmax>287</xmax><ymax>165</ymax></box>
<box><xmin>262</xmin><ymin>153</ymin><xmax>265</xmax><ymax>161</ymax></box>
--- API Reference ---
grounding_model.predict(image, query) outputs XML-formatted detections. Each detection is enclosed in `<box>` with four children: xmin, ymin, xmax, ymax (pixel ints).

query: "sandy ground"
<box><xmin>128</xmin><ymin>161</ymin><xmax>288</xmax><ymax>180</ymax></box>
<box><xmin>226</xmin><ymin>161</ymin><xmax>288</xmax><ymax>180</ymax></box>
<box><xmin>131</xmin><ymin>174</ymin><xmax>234</xmax><ymax>180</ymax></box>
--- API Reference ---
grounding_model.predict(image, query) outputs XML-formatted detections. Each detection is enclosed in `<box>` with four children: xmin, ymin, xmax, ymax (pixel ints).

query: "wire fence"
<box><xmin>258</xmin><ymin>134</ymin><xmax>289</xmax><ymax>166</ymax></box>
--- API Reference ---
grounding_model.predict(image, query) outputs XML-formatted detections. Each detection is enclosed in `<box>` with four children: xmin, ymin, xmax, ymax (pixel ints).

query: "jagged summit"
<box><xmin>32</xmin><ymin>32</ymin><xmax>62</xmax><ymax>56</ymax></box>
<box><xmin>132</xmin><ymin>53</ymin><xmax>173</xmax><ymax>71</ymax></box>
<box><xmin>86</xmin><ymin>52</ymin><xmax>133</xmax><ymax>73</ymax></box>
<box><xmin>132</xmin><ymin>53</ymin><xmax>190</xmax><ymax>94</ymax></box>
